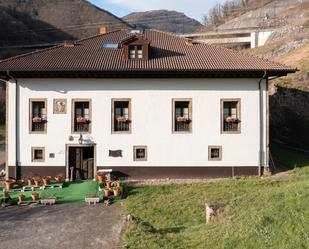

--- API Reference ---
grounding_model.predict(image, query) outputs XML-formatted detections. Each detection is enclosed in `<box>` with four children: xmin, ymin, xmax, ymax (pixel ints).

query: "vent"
<box><xmin>130</xmin><ymin>29</ymin><xmax>143</xmax><ymax>34</ymax></box>
<box><xmin>103</xmin><ymin>43</ymin><xmax>119</xmax><ymax>49</ymax></box>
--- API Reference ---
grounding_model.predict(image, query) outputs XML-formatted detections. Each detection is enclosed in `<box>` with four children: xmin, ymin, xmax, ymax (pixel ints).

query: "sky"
<box><xmin>89</xmin><ymin>0</ymin><xmax>225</xmax><ymax>22</ymax></box>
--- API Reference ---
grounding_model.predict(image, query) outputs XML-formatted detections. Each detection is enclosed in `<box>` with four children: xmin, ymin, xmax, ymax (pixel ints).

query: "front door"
<box><xmin>68</xmin><ymin>146</ymin><xmax>94</xmax><ymax>180</ymax></box>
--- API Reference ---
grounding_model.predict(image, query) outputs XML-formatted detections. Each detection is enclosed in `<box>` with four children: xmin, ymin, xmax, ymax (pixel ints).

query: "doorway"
<box><xmin>68</xmin><ymin>146</ymin><xmax>94</xmax><ymax>180</ymax></box>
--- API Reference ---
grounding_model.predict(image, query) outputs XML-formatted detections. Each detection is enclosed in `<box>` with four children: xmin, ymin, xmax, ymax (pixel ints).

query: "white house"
<box><xmin>0</xmin><ymin>29</ymin><xmax>295</xmax><ymax>180</ymax></box>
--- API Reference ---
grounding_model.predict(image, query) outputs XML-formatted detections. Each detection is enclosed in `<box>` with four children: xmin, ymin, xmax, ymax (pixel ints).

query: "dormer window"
<box><xmin>122</xmin><ymin>35</ymin><xmax>150</xmax><ymax>61</ymax></box>
<box><xmin>129</xmin><ymin>45</ymin><xmax>143</xmax><ymax>60</ymax></box>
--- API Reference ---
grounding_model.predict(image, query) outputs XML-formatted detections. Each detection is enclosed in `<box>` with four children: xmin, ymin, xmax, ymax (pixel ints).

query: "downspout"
<box><xmin>258</xmin><ymin>71</ymin><xmax>267</xmax><ymax>176</ymax></box>
<box><xmin>6</xmin><ymin>71</ymin><xmax>19</xmax><ymax>179</ymax></box>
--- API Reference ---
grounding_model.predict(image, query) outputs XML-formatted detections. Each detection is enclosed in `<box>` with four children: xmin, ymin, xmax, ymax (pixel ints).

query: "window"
<box><xmin>129</xmin><ymin>45</ymin><xmax>143</xmax><ymax>60</ymax></box>
<box><xmin>172</xmin><ymin>99</ymin><xmax>192</xmax><ymax>133</ymax></box>
<box><xmin>134</xmin><ymin>146</ymin><xmax>147</xmax><ymax>161</ymax></box>
<box><xmin>72</xmin><ymin>99</ymin><xmax>91</xmax><ymax>133</ymax></box>
<box><xmin>208</xmin><ymin>146</ymin><xmax>222</xmax><ymax>161</ymax></box>
<box><xmin>30</xmin><ymin>99</ymin><xmax>47</xmax><ymax>133</ymax></box>
<box><xmin>112</xmin><ymin>99</ymin><xmax>131</xmax><ymax>133</ymax></box>
<box><xmin>32</xmin><ymin>147</ymin><xmax>45</xmax><ymax>162</ymax></box>
<box><xmin>221</xmin><ymin>99</ymin><xmax>241</xmax><ymax>133</ymax></box>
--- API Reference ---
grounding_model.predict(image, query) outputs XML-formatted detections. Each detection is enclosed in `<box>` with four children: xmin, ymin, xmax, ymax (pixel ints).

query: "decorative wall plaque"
<box><xmin>109</xmin><ymin>150</ymin><xmax>122</xmax><ymax>157</ymax></box>
<box><xmin>53</xmin><ymin>99</ymin><xmax>67</xmax><ymax>114</ymax></box>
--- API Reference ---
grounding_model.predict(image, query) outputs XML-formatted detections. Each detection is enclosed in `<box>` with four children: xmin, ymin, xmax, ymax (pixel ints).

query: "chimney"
<box><xmin>100</xmin><ymin>27</ymin><xmax>109</xmax><ymax>35</ymax></box>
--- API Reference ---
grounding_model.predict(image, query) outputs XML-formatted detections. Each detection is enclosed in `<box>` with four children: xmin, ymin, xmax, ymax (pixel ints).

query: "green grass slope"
<box><xmin>124</xmin><ymin>146</ymin><xmax>309</xmax><ymax>249</ymax></box>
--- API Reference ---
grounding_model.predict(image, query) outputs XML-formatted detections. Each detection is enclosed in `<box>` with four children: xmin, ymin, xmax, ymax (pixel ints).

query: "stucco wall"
<box><xmin>7</xmin><ymin>78</ymin><xmax>267</xmax><ymax>170</ymax></box>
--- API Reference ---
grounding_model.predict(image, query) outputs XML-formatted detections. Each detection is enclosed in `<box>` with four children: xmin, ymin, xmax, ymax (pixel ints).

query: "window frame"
<box><xmin>111</xmin><ymin>98</ymin><xmax>132</xmax><ymax>134</ymax></box>
<box><xmin>220</xmin><ymin>98</ymin><xmax>241</xmax><ymax>134</ymax></box>
<box><xmin>133</xmin><ymin>146</ymin><xmax>148</xmax><ymax>161</ymax></box>
<box><xmin>29</xmin><ymin>98</ymin><xmax>48</xmax><ymax>134</ymax></box>
<box><xmin>208</xmin><ymin>146</ymin><xmax>222</xmax><ymax>161</ymax></box>
<box><xmin>71</xmin><ymin>99</ymin><xmax>92</xmax><ymax>134</ymax></box>
<box><xmin>172</xmin><ymin>98</ymin><xmax>192</xmax><ymax>134</ymax></box>
<box><xmin>32</xmin><ymin>147</ymin><xmax>45</xmax><ymax>162</ymax></box>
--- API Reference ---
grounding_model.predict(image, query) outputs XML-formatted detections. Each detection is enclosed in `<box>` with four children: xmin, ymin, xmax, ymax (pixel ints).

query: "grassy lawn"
<box><xmin>124</xmin><ymin>145</ymin><xmax>309</xmax><ymax>249</ymax></box>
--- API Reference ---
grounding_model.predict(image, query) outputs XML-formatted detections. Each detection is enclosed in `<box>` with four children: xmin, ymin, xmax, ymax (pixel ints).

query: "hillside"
<box><xmin>123</xmin><ymin>10</ymin><xmax>203</xmax><ymax>33</ymax></box>
<box><xmin>245</xmin><ymin>2</ymin><xmax>309</xmax><ymax>150</ymax></box>
<box><xmin>0</xmin><ymin>0</ymin><xmax>132</xmax><ymax>59</ymax></box>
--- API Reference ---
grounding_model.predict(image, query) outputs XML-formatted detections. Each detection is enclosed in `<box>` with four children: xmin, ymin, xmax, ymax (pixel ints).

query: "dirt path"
<box><xmin>0</xmin><ymin>203</ymin><xmax>126</xmax><ymax>249</ymax></box>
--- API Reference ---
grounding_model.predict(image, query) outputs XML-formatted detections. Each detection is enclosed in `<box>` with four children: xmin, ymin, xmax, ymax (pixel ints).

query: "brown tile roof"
<box><xmin>0</xmin><ymin>29</ymin><xmax>296</xmax><ymax>77</ymax></box>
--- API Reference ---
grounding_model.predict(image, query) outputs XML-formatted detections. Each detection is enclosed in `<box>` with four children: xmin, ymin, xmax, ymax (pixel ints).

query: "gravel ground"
<box><xmin>0</xmin><ymin>203</ymin><xmax>126</xmax><ymax>249</ymax></box>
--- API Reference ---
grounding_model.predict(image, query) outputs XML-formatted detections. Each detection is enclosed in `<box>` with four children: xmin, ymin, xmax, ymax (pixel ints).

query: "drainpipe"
<box><xmin>258</xmin><ymin>71</ymin><xmax>267</xmax><ymax>176</ymax></box>
<box><xmin>6</xmin><ymin>71</ymin><xmax>19</xmax><ymax>179</ymax></box>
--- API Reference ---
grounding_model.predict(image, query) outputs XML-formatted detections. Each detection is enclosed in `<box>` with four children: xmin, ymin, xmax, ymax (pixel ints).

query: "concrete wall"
<box><xmin>7</xmin><ymin>78</ymin><xmax>267</xmax><ymax>177</ymax></box>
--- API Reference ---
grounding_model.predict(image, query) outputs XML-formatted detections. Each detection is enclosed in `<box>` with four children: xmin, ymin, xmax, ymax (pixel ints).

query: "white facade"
<box><xmin>7</xmin><ymin>78</ymin><xmax>268</xmax><ymax>178</ymax></box>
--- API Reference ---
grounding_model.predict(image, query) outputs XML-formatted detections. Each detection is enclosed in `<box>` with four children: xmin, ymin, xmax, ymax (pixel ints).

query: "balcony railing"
<box><xmin>175</xmin><ymin>117</ymin><xmax>190</xmax><ymax>132</ymax></box>
<box><xmin>223</xmin><ymin>121</ymin><xmax>239</xmax><ymax>132</ymax></box>
<box><xmin>32</xmin><ymin>116</ymin><xmax>46</xmax><ymax>132</ymax></box>
<box><xmin>114</xmin><ymin>118</ymin><xmax>130</xmax><ymax>132</ymax></box>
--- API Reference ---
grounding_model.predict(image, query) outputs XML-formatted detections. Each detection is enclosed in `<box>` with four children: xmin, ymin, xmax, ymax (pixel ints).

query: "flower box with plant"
<box><xmin>32</xmin><ymin>116</ymin><xmax>46</xmax><ymax>123</ymax></box>
<box><xmin>225</xmin><ymin>117</ymin><xmax>239</xmax><ymax>123</ymax></box>
<box><xmin>18</xmin><ymin>194</ymin><xmax>26</xmax><ymax>202</ymax></box>
<box><xmin>76</xmin><ymin>116</ymin><xmax>89</xmax><ymax>124</ymax></box>
<box><xmin>43</xmin><ymin>176</ymin><xmax>51</xmax><ymax>186</ymax></box>
<box><xmin>116</xmin><ymin>116</ymin><xmax>128</xmax><ymax>123</ymax></box>
<box><xmin>31</xmin><ymin>192</ymin><xmax>39</xmax><ymax>201</ymax></box>
<box><xmin>55</xmin><ymin>176</ymin><xmax>63</xmax><ymax>183</ymax></box>
<box><xmin>176</xmin><ymin>116</ymin><xmax>189</xmax><ymax>123</ymax></box>
<box><xmin>5</xmin><ymin>180</ymin><xmax>14</xmax><ymax>190</ymax></box>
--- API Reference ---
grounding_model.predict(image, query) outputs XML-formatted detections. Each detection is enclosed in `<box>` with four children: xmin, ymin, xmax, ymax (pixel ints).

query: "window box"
<box><xmin>116</xmin><ymin>116</ymin><xmax>129</xmax><ymax>123</ymax></box>
<box><xmin>176</xmin><ymin>116</ymin><xmax>190</xmax><ymax>123</ymax></box>
<box><xmin>32</xmin><ymin>117</ymin><xmax>46</xmax><ymax>123</ymax></box>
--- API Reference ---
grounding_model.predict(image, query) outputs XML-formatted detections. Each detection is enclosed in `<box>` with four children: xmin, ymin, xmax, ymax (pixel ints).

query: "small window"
<box><xmin>112</xmin><ymin>99</ymin><xmax>131</xmax><ymax>133</ymax></box>
<box><xmin>172</xmin><ymin>99</ymin><xmax>192</xmax><ymax>133</ymax></box>
<box><xmin>30</xmin><ymin>99</ymin><xmax>47</xmax><ymax>133</ymax></box>
<box><xmin>134</xmin><ymin>146</ymin><xmax>147</xmax><ymax>161</ymax></box>
<box><xmin>221</xmin><ymin>99</ymin><xmax>241</xmax><ymax>133</ymax></box>
<box><xmin>32</xmin><ymin>147</ymin><xmax>45</xmax><ymax>162</ymax></box>
<box><xmin>129</xmin><ymin>45</ymin><xmax>143</xmax><ymax>60</ymax></box>
<box><xmin>72</xmin><ymin>99</ymin><xmax>91</xmax><ymax>133</ymax></box>
<box><xmin>208</xmin><ymin>146</ymin><xmax>222</xmax><ymax>161</ymax></box>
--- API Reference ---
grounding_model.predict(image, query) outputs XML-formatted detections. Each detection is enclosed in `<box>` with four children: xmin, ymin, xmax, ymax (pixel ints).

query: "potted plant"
<box><xmin>106</xmin><ymin>181</ymin><xmax>112</xmax><ymax>188</ymax></box>
<box><xmin>98</xmin><ymin>182</ymin><xmax>104</xmax><ymax>191</ymax></box>
<box><xmin>18</xmin><ymin>194</ymin><xmax>26</xmax><ymax>202</ymax></box>
<box><xmin>115</xmin><ymin>180</ymin><xmax>122</xmax><ymax>188</ymax></box>
<box><xmin>55</xmin><ymin>176</ymin><xmax>63</xmax><ymax>183</ymax></box>
<box><xmin>17</xmin><ymin>180</ymin><xmax>25</xmax><ymax>188</ymax></box>
<box><xmin>113</xmin><ymin>188</ymin><xmax>121</xmax><ymax>197</ymax></box>
<box><xmin>97</xmin><ymin>174</ymin><xmax>105</xmax><ymax>183</ymax></box>
<box><xmin>43</xmin><ymin>176</ymin><xmax>51</xmax><ymax>186</ymax></box>
<box><xmin>31</xmin><ymin>192</ymin><xmax>39</xmax><ymax>201</ymax></box>
<box><xmin>3</xmin><ymin>191</ymin><xmax>10</xmax><ymax>198</ymax></box>
<box><xmin>28</xmin><ymin>177</ymin><xmax>34</xmax><ymax>186</ymax></box>
<box><xmin>34</xmin><ymin>178</ymin><xmax>41</xmax><ymax>187</ymax></box>
<box><xmin>104</xmin><ymin>188</ymin><xmax>111</xmax><ymax>197</ymax></box>
<box><xmin>4</xmin><ymin>180</ymin><xmax>14</xmax><ymax>190</ymax></box>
